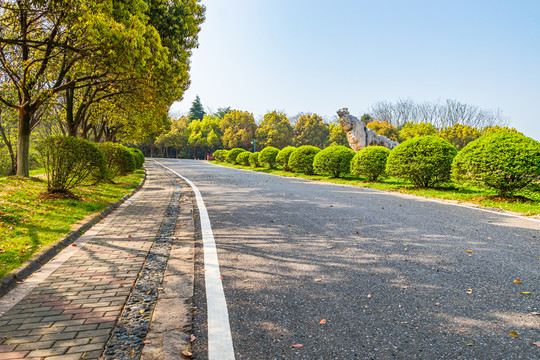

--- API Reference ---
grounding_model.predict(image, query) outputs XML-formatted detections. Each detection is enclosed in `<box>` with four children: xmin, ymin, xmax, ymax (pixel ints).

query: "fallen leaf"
<box><xmin>220</xmin><ymin>276</ymin><xmax>224</xmax><ymax>280</ymax></box>
<box><xmin>71</xmin><ymin>244</ymin><xmax>77</xmax><ymax>247</ymax></box>
<box><xmin>509</xmin><ymin>331</ymin><xmax>519</xmax><ymax>338</ymax></box>
<box><xmin>466</xmin><ymin>289</ymin><xmax>473</xmax><ymax>295</ymax></box>
<box><xmin>128</xmin><ymin>235</ymin><xmax>132</xmax><ymax>238</ymax></box>
<box><xmin>292</xmin><ymin>344</ymin><xmax>304</xmax><ymax>348</ymax></box>
<box><xmin>459</xmin><ymin>329</ymin><xmax>467</xmax><ymax>333</ymax></box>
<box><xmin>533</xmin><ymin>342</ymin><xmax>540</xmax><ymax>347</ymax></box>
<box><xmin>319</xmin><ymin>319</ymin><xmax>326</xmax><ymax>325</ymax></box>
<box><xmin>401</xmin><ymin>321</ymin><xmax>408</xmax><ymax>324</ymax></box>
<box><xmin>466</xmin><ymin>250</ymin><xmax>472</xmax><ymax>253</ymax></box>
<box><xmin>243</xmin><ymin>279</ymin><xmax>249</xmax><ymax>282</ymax></box>
<box><xmin>139</xmin><ymin>309</ymin><xmax>145</xmax><ymax>314</ymax></box>
<box><xmin>181</xmin><ymin>349</ymin><xmax>192</xmax><ymax>357</ymax></box>
<box><xmin>513</xmin><ymin>279</ymin><xmax>521</xmax><ymax>284</ymax></box>
<box><xmin>330</xmin><ymin>205</ymin><xmax>333</xmax><ymax>207</ymax></box>
<box><xmin>521</xmin><ymin>292</ymin><xmax>531</xmax><ymax>295</ymax></box>
<box><xmin>434</xmin><ymin>302</ymin><xmax>441</xmax><ymax>306</ymax></box>
<box><xmin>402</xmin><ymin>286</ymin><xmax>409</xmax><ymax>290</ymax></box>
<box><xmin>466</xmin><ymin>343</ymin><xmax>474</xmax><ymax>346</ymax></box>
<box><xmin>143</xmin><ymin>340</ymin><xmax>152</xmax><ymax>344</ymax></box>
<box><xmin>367</xmin><ymin>294</ymin><xmax>372</xmax><ymax>299</ymax></box>
<box><xmin>190</xmin><ymin>335</ymin><xmax>196</xmax><ymax>342</ymax></box>
<box><xmin>314</xmin><ymin>279</ymin><xmax>322</xmax><ymax>282</ymax></box>
<box><xmin>530</xmin><ymin>312</ymin><xmax>540</xmax><ymax>316</ymax></box>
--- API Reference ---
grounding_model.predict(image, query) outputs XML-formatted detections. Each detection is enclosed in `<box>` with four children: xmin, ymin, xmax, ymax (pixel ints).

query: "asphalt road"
<box><xmin>159</xmin><ymin>159</ymin><xmax>540</xmax><ymax>360</ymax></box>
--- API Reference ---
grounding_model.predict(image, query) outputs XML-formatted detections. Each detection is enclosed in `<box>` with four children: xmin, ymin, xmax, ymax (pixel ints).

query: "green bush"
<box><xmin>36</xmin><ymin>136</ymin><xmax>107</xmax><ymax>193</ymax></box>
<box><xmin>129</xmin><ymin>148</ymin><xmax>145</xmax><ymax>169</ymax></box>
<box><xmin>313</xmin><ymin>145</ymin><xmax>356</xmax><ymax>177</ymax></box>
<box><xmin>236</xmin><ymin>151</ymin><xmax>252</xmax><ymax>166</ymax></box>
<box><xmin>276</xmin><ymin>146</ymin><xmax>296</xmax><ymax>171</ymax></box>
<box><xmin>249</xmin><ymin>152</ymin><xmax>261</xmax><ymax>167</ymax></box>
<box><xmin>259</xmin><ymin>146</ymin><xmax>280</xmax><ymax>168</ymax></box>
<box><xmin>452</xmin><ymin>131</ymin><xmax>540</xmax><ymax>195</ymax></box>
<box><xmin>288</xmin><ymin>145</ymin><xmax>320</xmax><ymax>175</ymax></box>
<box><xmin>386</xmin><ymin>136</ymin><xmax>457</xmax><ymax>187</ymax></box>
<box><xmin>227</xmin><ymin>148</ymin><xmax>246</xmax><ymax>164</ymax></box>
<box><xmin>213</xmin><ymin>149</ymin><xmax>228</xmax><ymax>162</ymax></box>
<box><xmin>98</xmin><ymin>142</ymin><xmax>136</xmax><ymax>178</ymax></box>
<box><xmin>351</xmin><ymin>146</ymin><xmax>390</xmax><ymax>181</ymax></box>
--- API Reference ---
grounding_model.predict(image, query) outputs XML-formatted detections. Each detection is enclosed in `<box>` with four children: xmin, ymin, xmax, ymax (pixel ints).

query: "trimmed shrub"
<box><xmin>288</xmin><ymin>145</ymin><xmax>321</xmax><ymax>175</ymax></box>
<box><xmin>236</xmin><ymin>151</ymin><xmax>252</xmax><ymax>166</ymax></box>
<box><xmin>351</xmin><ymin>146</ymin><xmax>390</xmax><ymax>181</ymax></box>
<box><xmin>98</xmin><ymin>142</ymin><xmax>136</xmax><ymax>178</ymax></box>
<box><xmin>249</xmin><ymin>152</ymin><xmax>261</xmax><ymax>167</ymax></box>
<box><xmin>276</xmin><ymin>146</ymin><xmax>296</xmax><ymax>171</ymax></box>
<box><xmin>452</xmin><ymin>131</ymin><xmax>540</xmax><ymax>195</ymax></box>
<box><xmin>213</xmin><ymin>149</ymin><xmax>228</xmax><ymax>162</ymax></box>
<box><xmin>129</xmin><ymin>148</ymin><xmax>145</xmax><ymax>169</ymax></box>
<box><xmin>36</xmin><ymin>136</ymin><xmax>107</xmax><ymax>193</ymax></box>
<box><xmin>259</xmin><ymin>146</ymin><xmax>280</xmax><ymax>168</ymax></box>
<box><xmin>386</xmin><ymin>136</ymin><xmax>457</xmax><ymax>187</ymax></box>
<box><xmin>313</xmin><ymin>145</ymin><xmax>356</xmax><ymax>177</ymax></box>
<box><xmin>227</xmin><ymin>148</ymin><xmax>246</xmax><ymax>164</ymax></box>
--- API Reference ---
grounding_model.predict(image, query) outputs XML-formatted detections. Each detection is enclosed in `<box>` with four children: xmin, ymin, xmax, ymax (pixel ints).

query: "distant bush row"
<box><xmin>214</xmin><ymin>131</ymin><xmax>540</xmax><ymax>195</ymax></box>
<box><xmin>37</xmin><ymin>136</ymin><xmax>144</xmax><ymax>193</ymax></box>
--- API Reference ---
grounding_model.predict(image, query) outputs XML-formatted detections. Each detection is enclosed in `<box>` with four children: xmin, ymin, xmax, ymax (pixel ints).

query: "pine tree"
<box><xmin>188</xmin><ymin>95</ymin><xmax>205</xmax><ymax>121</ymax></box>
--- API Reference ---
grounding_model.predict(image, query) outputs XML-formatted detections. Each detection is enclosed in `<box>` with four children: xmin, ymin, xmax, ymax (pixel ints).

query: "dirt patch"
<box><xmin>475</xmin><ymin>195</ymin><xmax>534</xmax><ymax>203</ymax></box>
<box><xmin>37</xmin><ymin>191</ymin><xmax>81</xmax><ymax>201</ymax></box>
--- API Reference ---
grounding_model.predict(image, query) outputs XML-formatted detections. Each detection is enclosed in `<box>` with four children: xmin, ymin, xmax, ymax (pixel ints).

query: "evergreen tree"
<box><xmin>188</xmin><ymin>95</ymin><xmax>206</xmax><ymax>121</ymax></box>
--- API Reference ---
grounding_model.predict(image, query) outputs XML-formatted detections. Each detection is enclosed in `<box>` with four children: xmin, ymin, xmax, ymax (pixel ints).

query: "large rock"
<box><xmin>337</xmin><ymin>108</ymin><xmax>399</xmax><ymax>151</ymax></box>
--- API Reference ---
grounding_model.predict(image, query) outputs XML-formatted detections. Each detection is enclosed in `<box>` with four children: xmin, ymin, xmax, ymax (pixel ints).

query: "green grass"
<box><xmin>0</xmin><ymin>170</ymin><xmax>144</xmax><ymax>278</ymax></box>
<box><xmin>210</xmin><ymin>161</ymin><xmax>540</xmax><ymax>216</ymax></box>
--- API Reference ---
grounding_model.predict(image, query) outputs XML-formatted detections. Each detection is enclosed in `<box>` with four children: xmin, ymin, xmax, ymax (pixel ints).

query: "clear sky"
<box><xmin>170</xmin><ymin>0</ymin><xmax>540</xmax><ymax>140</ymax></box>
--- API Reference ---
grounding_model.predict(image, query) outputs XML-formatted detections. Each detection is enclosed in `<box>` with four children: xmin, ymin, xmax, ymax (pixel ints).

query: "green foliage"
<box><xmin>293</xmin><ymin>114</ymin><xmax>329</xmax><ymax>148</ymax></box>
<box><xmin>452</xmin><ymin>132</ymin><xmax>540</xmax><ymax>195</ymax></box>
<box><xmin>0</xmin><ymin>147</ymin><xmax>11</xmax><ymax>176</ymax></box>
<box><xmin>213</xmin><ymin>149</ymin><xmax>229</xmax><ymax>162</ymax></box>
<box><xmin>276</xmin><ymin>146</ymin><xmax>296</xmax><ymax>171</ymax></box>
<box><xmin>220</xmin><ymin>110</ymin><xmax>257</xmax><ymax>149</ymax></box>
<box><xmin>36</xmin><ymin>136</ymin><xmax>107</xmax><ymax>192</ymax></box>
<box><xmin>438</xmin><ymin>123</ymin><xmax>482</xmax><ymax>150</ymax></box>
<box><xmin>236</xmin><ymin>151</ymin><xmax>252</xmax><ymax>166</ymax></box>
<box><xmin>361</xmin><ymin>114</ymin><xmax>373</xmax><ymax>125</ymax></box>
<box><xmin>399</xmin><ymin>122</ymin><xmax>438</xmax><ymax>142</ymax></box>
<box><xmin>386</xmin><ymin>136</ymin><xmax>457</xmax><ymax>187</ymax></box>
<box><xmin>215</xmin><ymin>107</ymin><xmax>232</xmax><ymax>118</ymax></box>
<box><xmin>482</xmin><ymin>125</ymin><xmax>523</xmax><ymax>136</ymax></box>
<box><xmin>185</xmin><ymin>114</ymin><xmax>222</xmax><ymax>157</ymax></box>
<box><xmin>327</xmin><ymin>123</ymin><xmax>349</xmax><ymax>147</ymax></box>
<box><xmin>259</xmin><ymin>146</ymin><xmax>280</xmax><ymax>168</ymax></box>
<box><xmin>351</xmin><ymin>146</ymin><xmax>390</xmax><ymax>181</ymax></box>
<box><xmin>313</xmin><ymin>145</ymin><xmax>356</xmax><ymax>178</ymax></box>
<box><xmin>288</xmin><ymin>145</ymin><xmax>321</xmax><ymax>175</ymax></box>
<box><xmin>188</xmin><ymin>95</ymin><xmax>206</xmax><ymax>121</ymax></box>
<box><xmin>249</xmin><ymin>152</ymin><xmax>261</xmax><ymax>167</ymax></box>
<box><xmin>367</xmin><ymin>121</ymin><xmax>399</xmax><ymax>142</ymax></box>
<box><xmin>98</xmin><ymin>142</ymin><xmax>137</xmax><ymax>178</ymax></box>
<box><xmin>227</xmin><ymin>148</ymin><xmax>246</xmax><ymax>164</ymax></box>
<box><xmin>128</xmin><ymin>148</ymin><xmax>145</xmax><ymax>169</ymax></box>
<box><xmin>255</xmin><ymin>111</ymin><xmax>294</xmax><ymax>149</ymax></box>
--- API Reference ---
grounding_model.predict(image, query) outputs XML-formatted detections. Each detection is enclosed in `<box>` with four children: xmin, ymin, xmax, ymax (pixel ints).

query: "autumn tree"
<box><xmin>293</xmin><ymin>114</ymin><xmax>329</xmax><ymax>148</ymax></box>
<box><xmin>438</xmin><ymin>123</ymin><xmax>481</xmax><ymax>150</ymax></box>
<box><xmin>255</xmin><ymin>111</ymin><xmax>294</xmax><ymax>149</ymax></box>
<box><xmin>327</xmin><ymin>123</ymin><xmax>349</xmax><ymax>147</ymax></box>
<box><xmin>366</xmin><ymin>120</ymin><xmax>399</xmax><ymax>142</ymax></box>
<box><xmin>482</xmin><ymin>125</ymin><xmax>522</xmax><ymax>136</ymax></box>
<box><xmin>399</xmin><ymin>122</ymin><xmax>437</xmax><ymax>142</ymax></box>
<box><xmin>220</xmin><ymin>110</ymin><xmax>257</xmax><ymax>150</ymax></box>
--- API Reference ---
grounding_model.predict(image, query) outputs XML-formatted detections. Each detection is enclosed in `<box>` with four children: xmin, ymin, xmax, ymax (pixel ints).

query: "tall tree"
<box><xmin>293</xmin><ymin>114</ymin><xmax>329</xmax><ymax>148</ymax></box>
<box><xmin>255</xmin><ymin>111</ymin><xmax>294</xmax><ymax>149</ymax></box>
<box><xmin>327</xmin><ymin>123</ymin><xmax>349</xmax><ymax>147</ymax></box>
<box><xmin>220</xmin><ymin>110</ymin><xmax>257</xmax><ymax>149</ymax></box>
<box><xmin>188</xmin><ymin>95</ymin><xmax>205</xmax><ymax>121</ymax></box>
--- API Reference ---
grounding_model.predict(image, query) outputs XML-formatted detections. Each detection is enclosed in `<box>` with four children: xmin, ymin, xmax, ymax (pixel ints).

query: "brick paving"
<box><xmin>0</xmin><ymin>162</ymin><xmax>174</xmax><ymax>360</ymax></box>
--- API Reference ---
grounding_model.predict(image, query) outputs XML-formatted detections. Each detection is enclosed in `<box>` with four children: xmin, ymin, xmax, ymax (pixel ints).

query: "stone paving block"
<box><xmin>29</xmin><ymin>326</ymin><xmax>66</xmax><ymax>335</ymax></box>
<box><xmin>60</xmin><ymin>324</ymin><xmax>98</xmax><ymax>333</ymax></box>
<box><xmin>14</xmin><ymin>340</ymin><xmax>55</xmax><ymax>351</ymax></box>
<box><xmin>0</xmin><ymin>351</ymin><xmax>30</xmax><ymax>359</ymax></box>
<box><xmin>27</xmin><ymin>347</ymin><xmax>68</xmax><ymax>357</ymax></box>
<box><xmin>65</xmin><ymin>342</ymin><xmax>105</xmax><ymax>354</ymax></box>
<box><xmin>75</xmin><ymin>328</ymin><xmax>111</xmax><ymax>339</ymax></box>
<box><xmin>2</xmin><ymin>336</ymin><xmax>41</xmax><ymax>345</ymax></box>
<box><xmin>39</xmin><ymin>332</ymin><xmax>77</xmax><ymax>342</ymax></box>
<box><xmin>52</xmin><ymin>338</ymin><xmax>89</xmax><ymax>348</ymax></box>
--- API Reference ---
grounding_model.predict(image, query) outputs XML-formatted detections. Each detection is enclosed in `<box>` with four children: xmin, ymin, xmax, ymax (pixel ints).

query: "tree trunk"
<box><xmin>0</xmin><ymin>121</ymin><xmax>17</xmax><ymax>175</ymax></box>
<box><xmin>16</xmin><ymin>108</ymin><xmax>32</xmax><ymax>177</ymax></box>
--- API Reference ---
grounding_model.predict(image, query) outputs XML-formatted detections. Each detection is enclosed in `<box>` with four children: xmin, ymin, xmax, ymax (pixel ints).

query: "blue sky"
<box><xmin>170</xmin><ymin>0</ymin><xmax>540</xmax><ymax>140</ymax></box>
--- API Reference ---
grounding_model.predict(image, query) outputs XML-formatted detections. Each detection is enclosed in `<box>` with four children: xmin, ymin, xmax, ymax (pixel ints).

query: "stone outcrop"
<box><xmin>337</xmin><ymin>108</ymin><xmax>399</xmax><ymax>151</ymax></box>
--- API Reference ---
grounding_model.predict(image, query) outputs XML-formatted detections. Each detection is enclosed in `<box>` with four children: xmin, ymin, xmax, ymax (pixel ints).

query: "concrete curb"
<box><xmin>0</xmin><ymin>170</ymin><xmax>147</xmax><ymax>298</ymax></box>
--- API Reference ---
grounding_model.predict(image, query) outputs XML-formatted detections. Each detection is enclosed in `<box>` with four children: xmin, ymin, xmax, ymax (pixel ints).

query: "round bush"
<box><xmin>249</xmin><ymin>152</ymin><xmax>261</xmax><ymax>167</ymax></box>
<box><xmin>276</xmin><ymin>146</ymin><xmax>296</xmax><ymax>171</ymax></box>
<box><xmin>227</xmin><ymin>148</ymin><xmax>246</xmax><ymax>164</ymax></box>
<box><xmin>129</xmin><ymin>148</ymin><xmax>145</xmax><ymax>169</ymax></box>
<box><xmin>288</xmin><ymin>145</ymin><xmax>321</xmax><ymax>175</ymax></box>
<box><xmin>236</xmin><ymin>151</ymin><xmax>252</xmax><ymax>166</ymax></box>
<box><xmin>351</xmin><ymin>146</ymin><xmax>390</xmax><ymax>181</ymax></box>
<box><xmin>313</xmin><ymin>145</ymin><xmax>356</xmax><ymax>177</ymax></box>
<box><xmin>36</xmin><ymin>136</ymin><xmax>107</xmax><ymax>193</ymax></box>
<box><xmin>259</xmin><ymin>146</ymin><xmax>280</xmax><ymax>168</ymax></box>
<box><xmin>98</xmin><ymin>142</ymin><xmax>136</xmax><ymax>178</ymax></box>
<box><xmin>452</xmin><ymin>131</ymin><xmax>540</xmax><ymax>195</ymax></box>
<box><xmin>213</xmin><ymin>149</ymin><xmax>228</xmax><ymax>162</ymax></box>
<box><xmin>386</xmin><ymin>136</ymin><xmax>457</xmax><ymax>187</ymax></box>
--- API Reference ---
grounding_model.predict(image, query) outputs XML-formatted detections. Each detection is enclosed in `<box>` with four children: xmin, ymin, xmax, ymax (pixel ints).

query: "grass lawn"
<box><xmin>0</xmin><ymin>170</ymin><xmax>144</xmax><ymax>278</ymax></box>
<box><xmin>209</xmin><ymin>161</ymin><xmax>540</xmax><ymax>216</ymax></box>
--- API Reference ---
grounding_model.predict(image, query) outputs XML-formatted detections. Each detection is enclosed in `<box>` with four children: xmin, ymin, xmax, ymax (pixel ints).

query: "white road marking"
<box><xmin>154</xmin><ymin>160</ymin><xmax>235</xmax><ymax>360</ymax></box>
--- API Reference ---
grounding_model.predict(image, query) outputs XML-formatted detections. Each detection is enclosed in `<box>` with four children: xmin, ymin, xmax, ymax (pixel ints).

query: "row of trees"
<box><xmin>0</xmin><ymin>0</ymin><xmax>206</xmax><ymax>176</ymax></box>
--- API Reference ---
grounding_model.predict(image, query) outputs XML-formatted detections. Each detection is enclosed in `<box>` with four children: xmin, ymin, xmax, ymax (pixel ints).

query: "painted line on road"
<box><xmin>153</xmin><ymin>160</ymin><xmax>235</xmax><ymax>360</ymax></box>
<box><xmin>206</xmin><ymin>160</ymin><xmax>540</xmax><ymax>224</ymax></box>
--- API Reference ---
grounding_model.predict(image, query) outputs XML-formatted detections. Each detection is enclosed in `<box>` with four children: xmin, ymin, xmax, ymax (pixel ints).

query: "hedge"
<box><xmin>288</xmin><ymin>145</ymin><xmax>320</xmax><ymax>175</ymax></box>
<box><xmin>351</xmin><ymin>146</ymin><xmax>390</xmax><ymax>181</ymax></box>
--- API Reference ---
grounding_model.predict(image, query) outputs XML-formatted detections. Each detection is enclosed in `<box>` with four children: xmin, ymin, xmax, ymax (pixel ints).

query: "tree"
<box><xmin>482</xmin><ymin>125</ymin><xmax>522</xmax><ymax>136</ymax></box>
<box><xmin>220</xmin><ymin>110</ymin><xmax>257</xmax><ymax>149</ymax></box>
<box><xmin>327</xmin><ymin>123</ymin><xmax>349</xmax><ymax>147</ymax></box>
<box><xmin>255</xmin><ymin>111</ymin><xmax>294</xmax><ymax>149</ymax></box>
<box><xmin>366</xmin><ymin>121</ymin><xmax>399</xmax><ymax>142</ymax></box>
<box><xmin>188</xmin><ymin>95</ymin><xmax>205</xmax><ymax>121</ymax></box>
<box><xmin>293</xmin><ymin>114</ymin><xmax>329</xmax><ymax>148</ymax></box>
<box><xmin>438</xmin><ymin>123</ymin><xmax>481</xmax><ymax>150</ymax></box>
<box><xmin>185</xmin><ymin>114</ymin><xmax>221</xmax><ymax>158</ymax></box>
<box><xmin>361</xmin><ymin>114</ymin><xmax>373</xmax><ymax>125</ymax></box>
<box><xmin>215</xmin><ymin>107</ymin><xmax>232</xmax><ymax>118</ymax></box>
<box><xmin>399</xmin><ymin>122</ymin><xmax>437</xmax><ymax>142</ymax></box>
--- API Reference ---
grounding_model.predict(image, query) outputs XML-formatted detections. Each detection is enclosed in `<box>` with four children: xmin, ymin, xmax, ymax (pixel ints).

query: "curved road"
<box><xmin>159</xmin><ymin>159</ymin><xmax>539</xmax><ymax>360</ymax></box>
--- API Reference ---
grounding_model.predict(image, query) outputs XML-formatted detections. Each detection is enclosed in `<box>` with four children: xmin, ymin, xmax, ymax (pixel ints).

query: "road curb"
<box><xmin>0</xmin><ymin>170</ymin><xmax>147</xmax><ymax>299</ymax></box>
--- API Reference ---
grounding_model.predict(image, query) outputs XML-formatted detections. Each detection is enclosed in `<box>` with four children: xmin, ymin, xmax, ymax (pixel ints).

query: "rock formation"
<box><xmin>337</xmin><ymin>108</ymin><xmax>399</xmax><ymax>151</ymax></box>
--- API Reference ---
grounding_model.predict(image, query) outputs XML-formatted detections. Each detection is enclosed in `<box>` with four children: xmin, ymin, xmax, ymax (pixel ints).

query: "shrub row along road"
<box><xmin>159</xmin><ymin>159</ymin><xmax>540</xmax><ymax>360</ymax></box>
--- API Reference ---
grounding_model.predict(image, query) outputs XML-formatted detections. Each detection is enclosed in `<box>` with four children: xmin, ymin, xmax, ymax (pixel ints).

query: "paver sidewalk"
<box><xmin>0</xmin><ymin>162</ymin><xmax>176</xmax><ymax>360</ymax></box>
